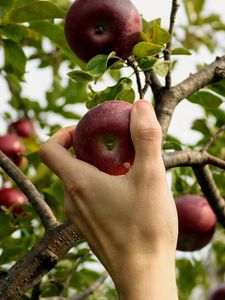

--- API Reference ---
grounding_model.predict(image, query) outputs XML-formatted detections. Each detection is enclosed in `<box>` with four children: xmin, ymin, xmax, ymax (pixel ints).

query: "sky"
<box><xmin>0</xmin><ymin>0</ymin><xmax>225</xmax><ymax>144</ymax></box>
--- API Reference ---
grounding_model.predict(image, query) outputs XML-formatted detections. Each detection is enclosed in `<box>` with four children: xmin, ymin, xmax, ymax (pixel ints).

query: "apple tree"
<box><xmin>0</xmin><ymin>0</ymin><xmax>225</xmax><ymax>299</ymax></box>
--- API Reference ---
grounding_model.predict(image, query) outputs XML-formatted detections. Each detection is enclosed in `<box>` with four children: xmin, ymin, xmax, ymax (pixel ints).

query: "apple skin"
<box><xmin>9</xmin><ymin>118</ymin><xmax>35</xmax><ymax>138</ymax></box>
<box><xmin>0</xmin><ymin>187</ymin><xmax>27</xmax><ymax>215</ymax></box>
<box><xmin>73</xmin><ymin>100</ymin><xmax>135</xmax><ymax>175</ymax></box>
<box><xmin>0</xmin><ymin>134</ymin><xmax>25</xmax><ymax>166</ymax></box>
<box><xmin>208</xmin><ymin>284</ymin><xmax>225</xmax><ymax>300</ymax></box>
<box><xmin>64</xmin><ymin>0</ymin><xmax>142</xmax><ymax>62</ymax></box>
<box><xmin>175</xmin><ymin>195</ymin><xmax>217</xmax><ymax>252</ymax></box>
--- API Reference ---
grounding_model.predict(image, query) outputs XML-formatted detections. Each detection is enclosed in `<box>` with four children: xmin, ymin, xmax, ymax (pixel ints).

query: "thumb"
<box><xmin>130</xmin><ymin>100</ymin><xmax>163</xmax><ymax>173</ymax></box>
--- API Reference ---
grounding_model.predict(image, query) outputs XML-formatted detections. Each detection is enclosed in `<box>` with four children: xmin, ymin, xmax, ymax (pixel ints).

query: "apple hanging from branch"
<box><xmin>64</xmin><ymin>0</ymin><xmax>142</xmax><ymax>62</ymax></box>
<box><xmin>175</xmin><ymin>195</ymin><xmax>217</xmax><ymax>252</ymax></box>
<box><xmin>8</xmin><ymin>118</ymin><xmax>35</xmax><ymax>138</ymax></box>
<box><xmin>0</xmin><ymin>187</ymin><xmax>28</xmax><ymax>215</ymax></box>
<box><xmin>0</xmin><ymin>134</ymin><xmax>25</xmax><ymax>166</ymax></box>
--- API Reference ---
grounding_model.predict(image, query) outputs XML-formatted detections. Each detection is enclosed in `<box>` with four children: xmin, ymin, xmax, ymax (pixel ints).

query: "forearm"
<box><xmin>114</xmin><ymin>252</ymin><xmax>178</xmax><ymax>300</ymax></box>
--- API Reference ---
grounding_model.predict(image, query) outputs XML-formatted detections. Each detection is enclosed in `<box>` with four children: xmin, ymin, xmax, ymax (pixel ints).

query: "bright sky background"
<box><xmin>0</xmin><ymin>0</ymin><xmax>225</xmax><ymax>144</ymax></box>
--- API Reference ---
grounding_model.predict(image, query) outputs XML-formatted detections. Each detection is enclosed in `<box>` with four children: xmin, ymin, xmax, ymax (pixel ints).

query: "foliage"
<box><xmin>0</xmin><ymin>0</ymin><xmax>225</xmax><ymax>299</ymax></box>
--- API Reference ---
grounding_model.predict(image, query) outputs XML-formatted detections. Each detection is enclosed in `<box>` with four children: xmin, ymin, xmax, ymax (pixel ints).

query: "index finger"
<box><xmin>39</xmin><ymin>126</ymin><xmax>81</xmax><ymax>182</ymax></box>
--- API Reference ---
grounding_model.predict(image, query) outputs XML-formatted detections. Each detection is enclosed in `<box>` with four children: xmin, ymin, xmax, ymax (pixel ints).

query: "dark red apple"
<box><xmin>0</xmin><ymin>187</ymin><xmax>28</xmax><ymax>214</ymax></box>
<box><xmin>64</xmin><ymin>0</ymin><xmax>142</xmax><ymax>62</ymax></box>
<box><xmin>0</xmin><ymin>134</ymin><xmax>25</xmax><ymax>166</ymax></box>
<box><xmin>73</xmin><ymin>100</ymin><xmax>135</xmax><ymax>175</ymax></box>
<box><xmin>175</xmin><ymin>195</ymin><xmax>217</xmax><ymax>251</ymax></box>
<box><xmin>208</xmin><ymin>283</ymin><xmax>225</xmax><ymax>300</ymax></box>
<box><xmin>9</xmin><ymin>118</ymin><xmax>35</xmax><ymax>138</ymax></box>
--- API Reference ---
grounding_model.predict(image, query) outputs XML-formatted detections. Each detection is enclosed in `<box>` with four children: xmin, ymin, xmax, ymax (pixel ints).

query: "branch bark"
<box><xmin>0</xmin><ymin>151</ymin><xmax>58</xmax><ymax>230</ymax></box>
<box><xmin>0</xmin><ymin>220</ymin><xmax>81</xmax><ymax>300</ymax></box>
<box><xmin>155</xmin><ymin>55</ymin><xmax>225</xmax><ymax>138</ymax></box>
<box><xmin>193</xmin><ymin>165</ymin><xmax>225</xmax><ymax>228</ymax></box>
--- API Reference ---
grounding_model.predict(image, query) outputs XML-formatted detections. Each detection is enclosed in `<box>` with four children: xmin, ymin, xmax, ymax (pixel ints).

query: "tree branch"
<box><xmin>164</xmin><ymin>150</ymin><xmax>225</xmax><ymax>170</ymax></box>
<box><xmin>143</xmin><ymin>70</ymin><xmax>162</xmax><ymax>98</ymax></box>
<box><xmin>0</xmin><ymin>220</ymin><xmax>81</xmax><ymax>300</ymax></box>
<box><xmin>193</xmin><ymin>165</ymin><xmax>225</xmax><ymax>228</ymax></box>
<box><xmin>155</xmin><ymin>55</ymin><xmax>225</xmax><ymax>138</ymax></box>
<box><xmin>164</xmin><ymin>0</ymin><xmax>180</xmax><ymax>88</ymax></box>
<box><xmin>202</xmin><ymin>123</ymin><xmax>225</xmax><ymax>152</ymax></box>
<box><xmin>0</xmin><ymin>151</ymin><xmax>58</xmax><ymax>230</ymax></box>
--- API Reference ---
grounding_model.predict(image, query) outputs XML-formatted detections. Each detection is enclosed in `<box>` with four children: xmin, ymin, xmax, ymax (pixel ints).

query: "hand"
<box><xmin>40</xmin><ymin>100</ymin><xmax>178</xmax><ymax>300</ymax></box>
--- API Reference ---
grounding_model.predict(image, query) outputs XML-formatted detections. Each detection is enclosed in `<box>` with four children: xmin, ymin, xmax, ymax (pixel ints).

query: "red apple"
<box><xmin>64</xmin><ymin>0</ymin><xmax>142</xmax><ymax>62</ymax></box>
<box><xmin>9</xmin><ymin>118</ymin><xmax>35</xmax><ymax>138</ymax></box>
<box><xmin>0</xmin><ymin>134</ymin><xmax>25</xmax><ymax>166</ymax></box>
<box><xmin>73</xmin><ymin>100</ymin><xmax>135</xmax><ymax>175</ymax></box>
<box><xmin>208</xmin><ymin>283</ymin><xmax>225</xmax><ymax>300</ymax></box>
<box><xmin>175</xmin><ymin>195</ymin><xmax>217</xmax><ymax>251</ymax></box>
<box><xmin>0</xmin><ymin>187</ymin><xmax>28</xmax><ymax>215</ymax></box>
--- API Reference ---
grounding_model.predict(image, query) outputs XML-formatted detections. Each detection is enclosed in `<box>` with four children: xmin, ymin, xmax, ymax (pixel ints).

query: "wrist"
<box><xmin>113</xmin><ymin>251</ymin><xmax>178</xmax><ymax>300</ymax></box>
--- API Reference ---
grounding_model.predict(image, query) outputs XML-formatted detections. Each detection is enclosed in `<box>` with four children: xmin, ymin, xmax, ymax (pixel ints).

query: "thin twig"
<box><xmin>143</xmin><ymin>70</ymin><xmax>162</xmax><ymax>97</ymax></box>
<box><xmin>70</xmin><ymin>271</ymin><xmax>108</xmax><ymax>300</ymax></box>
<box><xmin>0</xmin><ymin>150</ymin><xmax>58</xmax><ymax>230</ymax></box>
<box><xmin>202</xmin><ymin>123</ymin><xmax>225</xmax><ymax>152</ymax></box>
<box><xmin>164</xmin><ymin>0</ymin><xmax>180</xmax><ymax>88</ymax></box>
<box><xmin>126</xmin><ymin>57</ymin><xmax>144</xmax><ymax>98</ymax></box>
<box><xmin>193</xmin><ymin>165</ymin><xmax>225</xmax><ymax>228</ymax></box>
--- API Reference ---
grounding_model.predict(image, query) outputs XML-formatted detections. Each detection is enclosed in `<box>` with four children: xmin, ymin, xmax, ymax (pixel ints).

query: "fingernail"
<box><xmin>134</xmin><ymin>100</ymin><xmax>152</xmax><ymax>112</ymax></box>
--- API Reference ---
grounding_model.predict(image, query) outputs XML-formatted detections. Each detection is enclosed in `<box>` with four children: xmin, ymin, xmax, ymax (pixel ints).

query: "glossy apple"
<box><xmin>9</xmin><ymin>118</ymin><xmax>35</xmax><ymax>138</ymax></box>
<box><xmin>64</xmin><ymin>0</ymin><xmax>142</xmax><ymax>62</ymax></box>
<box><xmin>176</xmin><ymin>195</ymin><xmax>217</xmax><ymax>251</ymax></box>
<box><xmin>0</xmin><ymin>134</ymin><xmax>25</xmax><ymax>166</ymax></box>
<box><xmin>73</xmin><ymin>100</ymin><xmax>135</xmax><ymax>175</ymax></box>
<box><xmin>0</xmin><ymin>187</ymin><xmax>28</xmax><ymax>214</ymax></box>
<box><xmin>208</xmin><ymin>284</ymin><xmax>225</xmax><ymax>300</ymax></box>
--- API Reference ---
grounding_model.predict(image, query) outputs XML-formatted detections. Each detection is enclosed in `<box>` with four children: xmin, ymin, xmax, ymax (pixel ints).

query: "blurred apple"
<box><xmin>73</xmin><ymin>100</ymin><xmax>135</xmax><ymax>175</ymax></box>
<box><xmin>9</xmin><ymin>118</ymin><xmax>35</xmax><ymax>138</ymax></box>
<box><xmin>176</xmin><ymin>195</ymin><xmax>217</xmax><ymax>251</ymax></box>
<box><xmin>0</xmin><ymin>187</ymin><xmax>28</xmax><ymax>215</ymax></box>
<box><xmin>208</xmin><ymin>283</ymin><xmax>225</xmax><ymax>300</ymax></box>
<box><xmin>0</xmin><ymin>134</ymin><xmax>25</xmax><ymax>166</ymax></box>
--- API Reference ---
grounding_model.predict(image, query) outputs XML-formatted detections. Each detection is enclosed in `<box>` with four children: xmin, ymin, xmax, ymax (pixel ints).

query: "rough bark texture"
<box><xmin>0</xmin><ymin>221</ymin><xmax>81</xmax><ymax>300</ymax></box>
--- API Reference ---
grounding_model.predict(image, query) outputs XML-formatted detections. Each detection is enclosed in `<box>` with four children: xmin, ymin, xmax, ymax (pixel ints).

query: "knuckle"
<box><xmin>39</xmin><ymin>141</ymin><xmax>50</xmax><ymax>162</ymax></box>
<box><xmin>136</xmin><ymin>126</ymin><xmax>162</xmax><ymax>142</ymax></box>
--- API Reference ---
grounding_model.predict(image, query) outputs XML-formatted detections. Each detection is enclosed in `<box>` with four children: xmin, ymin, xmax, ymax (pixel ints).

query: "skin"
<box><xmin>40</xmin><ymin>100</ymin><xmax>179</xmax><ymax>300</ymax></box>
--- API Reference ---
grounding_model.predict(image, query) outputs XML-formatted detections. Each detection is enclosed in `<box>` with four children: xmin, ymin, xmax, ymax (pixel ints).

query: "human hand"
<box><xmin>40</xmin><ymin>100</ymin><xmax>178</xmax><ymax>300</ymax></box>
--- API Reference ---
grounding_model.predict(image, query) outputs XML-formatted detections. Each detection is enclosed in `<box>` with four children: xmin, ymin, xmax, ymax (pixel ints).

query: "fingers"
<box><xmin>130</xmin><ymin>100</ymin><xmax>164</xmax><ymax>177</ymax></box>
<box><xmin>39</xmin><ymin>126</ymin><xmax>95</xmax><ymax>184</ymax></box>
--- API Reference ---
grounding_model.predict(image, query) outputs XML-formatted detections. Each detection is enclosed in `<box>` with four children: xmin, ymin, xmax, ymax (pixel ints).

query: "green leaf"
<box><xmin>29</xmin><ymin>21</ymin><xmax>84</xmax><ymax>67</ymax></box>
<box><xmin>208</xmin><ymin>79</ymin><xmax>225</xmax><ymax>97</ymax></box>
<box><xmin>152</xmin><ymin>22</ymin><xmax>170</xmax><ymax>44</ymax></box>
<box><xmin>26</xmin><ymin>151</ymin><xmax>40</xmax><ymax>165</ymax></box>
<box><xmin>187</xmin><ymin>91</ymin><xmax>223</xmax><ymax>108</ymax></box>
<box><xmin>132</xmin><ymin>42</ymin><xmax>163</xmax><ymax>58</ymax></box>
<box><xmin>62</xmin><ymin>80</ymin><xmax>88</xmax><ymax>104</ymax></box>
<box><xmin>172</xmin><ymin>48</ymin><xmax>192</xmax><ymax>55</ymax></box>
<box><xmin>153</xmin><ymin>60</ymin><xmax>170</xmax><ymax>77</ymax></box>
<box><xmin>3</xmin><ymin>39</ymin><xmax>27</xmax><ymax>79</ymax></box>
<box><xmin>0</xmin><ymin>0</ymin><xmax>14</xmax><ymax>24</ymax></box>
<box><xmin>116</xmin><ymin>88</ymin><xmax>135</xmax><ymax>103</ymax></box>
<box><xmin>137</xmin><ymin>56</ymin><xmax>157</xmax><ymax>71</ymax></box>
<box><xmin>67</xmin><ymin>70</ymin><xmax>94</xmax><ymax>82</ymax></box>
<box><xmin>8</xmin><ymin>1</ymin><xmax>65</xmax><ymax>23</ymax></box>
<box><xmin>85</xmin><ymin>52</ymin><xmax>116</xmax><ymax>77</ymax></box>
<box><xmin>1</xmin><ymin>24</ymin><xmax>29</xmax><ymax>42</ymax></box>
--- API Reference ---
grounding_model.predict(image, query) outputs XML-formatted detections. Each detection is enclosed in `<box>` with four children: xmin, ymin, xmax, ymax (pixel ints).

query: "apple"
<box><xmin>207</xmin><ymin>284</ymin><xmax>225</xmax><ymax>300</ymax></box>
<box><xmin>8</xmin><ymin>118</ymin><xmax>35</xmax><ymax>138</ymax></box>
<box><xmin>175</xmin><ymin>195</ymin><xmax>217</xmax><ymax>251</ymax></box>
<box><xmin>0</xmin><ymin>134</ymin><xmax>25</xmax><ymax>166</ymax></box>
<box><xmin>64</xmin><ymin>0</ymin><xmax>142</xmax><ymax>62</ymax></box>
<box><xmin>73</xmin><ymin>100</ymin><xmax>135</xmax><ymax>175</ymax></box>
<box><xmin>0</xmin><ymin>187</ymin><xmax>28</xmax><ymax>215</ymax></box>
